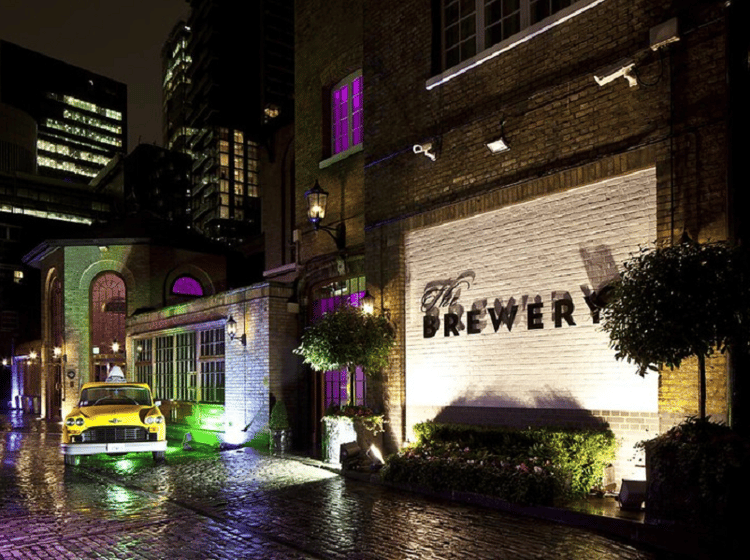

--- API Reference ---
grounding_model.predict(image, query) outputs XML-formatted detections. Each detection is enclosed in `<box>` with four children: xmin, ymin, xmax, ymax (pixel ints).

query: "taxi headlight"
<box><xmin>65</xmin><ymin>418</ymin><xmax>75</xmax><ymax>426</ymax></box>
<box><xmin>155</xmin><ymin>416</ymin><xmax>164</xmax><ymax>424</ymax></box>
<box><xmin>75</xmin><ymin>418</ymin><xmax>84</xmax><ymax>426</ymax></box>
<box><xmin>145</xmin><ymin>416</ymin><xmax>155</xmax><ymax>425</ymax></box>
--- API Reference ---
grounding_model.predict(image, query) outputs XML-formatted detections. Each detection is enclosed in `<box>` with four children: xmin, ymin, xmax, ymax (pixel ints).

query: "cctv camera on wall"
<box><xmin>413</xmin><ymin>142</ymin><xmax>436</xmax><ymax>161</ymax></box>
<box><xmin>594</xmin><ymin>58</ymin><xmax>637</xmax><ymax>87</ymax></box>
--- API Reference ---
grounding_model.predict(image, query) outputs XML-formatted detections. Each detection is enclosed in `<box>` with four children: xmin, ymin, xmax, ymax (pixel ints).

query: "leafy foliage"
<box><xmin>602</xmin><ymin>239</ymin><xmax>750</xmax><ymax>377</ymax></box>
<box><xmin>294</xmin><ymin>305</ymin><xmax>395</xmax><ymax>374</ymax></box>
<box><xmin>382</xmin><ymin>421</ymin><xmax>616</xmax><ymax>504</ymax></box>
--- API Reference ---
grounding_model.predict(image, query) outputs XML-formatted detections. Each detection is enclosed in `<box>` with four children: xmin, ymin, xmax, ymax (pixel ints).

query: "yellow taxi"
<box><xmin>61</xmin><ymin>369</ymin><xmax>166</xmax><ymax>466</ymax></box>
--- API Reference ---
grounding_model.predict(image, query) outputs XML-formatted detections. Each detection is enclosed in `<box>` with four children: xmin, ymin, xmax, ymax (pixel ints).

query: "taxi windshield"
<box><xmin>79</xmin><ymin>386</ymin><xmax>153</xmax><ymax>407</ymax></box>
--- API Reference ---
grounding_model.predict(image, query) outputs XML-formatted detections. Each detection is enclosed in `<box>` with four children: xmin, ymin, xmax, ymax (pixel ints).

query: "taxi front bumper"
<box><xmin>61</xmin><ymin>440</ymin><xmax>167</xmax><ymax>456</ymax></box>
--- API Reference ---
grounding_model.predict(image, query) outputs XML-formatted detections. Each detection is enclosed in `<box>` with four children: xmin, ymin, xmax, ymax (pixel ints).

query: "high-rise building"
<box><xmin>0</xmin><ymin>40</ymin><xmax>127</xmax><ymax>182</ymax></box>
<box><xmin>162</xmin><ymin>21</ymin><xmax>193</xmax><ymax>157</ymax></box>
<box><xmin>162</xmin><ymin>1</ymin><xmax>293</xmax><ymax>246</ymax></box>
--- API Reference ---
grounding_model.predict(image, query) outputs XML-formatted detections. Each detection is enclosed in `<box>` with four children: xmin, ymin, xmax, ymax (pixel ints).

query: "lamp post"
<box><xmin>305</xmin><ymin>180</ymin><xmax>346</xmax><ymax>250</ymax></box>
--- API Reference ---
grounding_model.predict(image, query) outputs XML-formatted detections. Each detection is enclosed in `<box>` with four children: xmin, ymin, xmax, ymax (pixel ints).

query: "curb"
<box><xmin>283</xmin><ymin>453</ymin><xmax>729</xmax><ymax>559</ymax></box>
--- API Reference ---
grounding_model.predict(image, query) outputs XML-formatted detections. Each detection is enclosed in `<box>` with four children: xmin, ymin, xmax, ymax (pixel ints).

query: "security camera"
<box><xmin>594</xmin><ymin>58</ymin><xmax>637</xmax><ymax>87</ymax></box>
<box><xmin>413</xmin><ymin>142</ymin><xmax>436</xmax><ymax>161</ymax></box>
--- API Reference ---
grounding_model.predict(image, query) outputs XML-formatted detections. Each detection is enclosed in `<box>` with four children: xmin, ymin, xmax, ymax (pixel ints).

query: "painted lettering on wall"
<box><xmin>421</xmin><ymin>272</ymin><xmax>608</xmax><ymax>338</ymax></box>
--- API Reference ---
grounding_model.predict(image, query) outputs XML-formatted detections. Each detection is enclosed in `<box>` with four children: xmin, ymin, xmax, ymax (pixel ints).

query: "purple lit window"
<box><xmin>172</xmin><ymin>276</ymin><xmax>203</xmax><ymax>297</ymax></box>
<box><xmin>331</xmin><ymin>72</ymin><xmax>363</xmax><ymax>155</ymax></box>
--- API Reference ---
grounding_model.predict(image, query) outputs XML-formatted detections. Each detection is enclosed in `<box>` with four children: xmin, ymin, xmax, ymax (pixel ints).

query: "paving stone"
<box><xmin>1</xmin><ymin>413</ymin><xmax>680</xmax><ymax>560</ymax></box>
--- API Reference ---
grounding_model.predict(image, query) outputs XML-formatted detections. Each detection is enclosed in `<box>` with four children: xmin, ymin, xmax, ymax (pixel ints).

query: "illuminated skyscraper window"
<box><xmin>0</xmin><ymin>40</ymin><xmax>127</xmax><ymax>183</ymax></box>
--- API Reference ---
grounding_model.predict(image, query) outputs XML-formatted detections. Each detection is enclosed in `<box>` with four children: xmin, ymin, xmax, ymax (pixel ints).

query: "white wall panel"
<box><xmin>405</xmin><ymin>169</ymin><xmax>658</xmax><ymax>419</ymax></box>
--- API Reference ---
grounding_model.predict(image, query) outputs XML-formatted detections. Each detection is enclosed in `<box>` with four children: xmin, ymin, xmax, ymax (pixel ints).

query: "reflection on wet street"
<box><xmin>1</xmin><ymin>412</ymin><xmax>685</xmax><ymax>559</ymax></box>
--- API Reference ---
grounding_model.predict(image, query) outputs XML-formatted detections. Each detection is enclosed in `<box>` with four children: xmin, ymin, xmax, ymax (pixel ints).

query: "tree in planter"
<box><xmin>601</xmin><ymin>237</ymin><xmax>750</xmax><ymax>419</ymax></box>
<box><xmin>294</xmin><ymin>305</ymin><xmax>395</xmax><ymax>405</ymax></box>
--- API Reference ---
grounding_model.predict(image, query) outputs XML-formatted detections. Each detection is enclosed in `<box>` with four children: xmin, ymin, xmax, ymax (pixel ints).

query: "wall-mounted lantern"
<box><xmin>305</xmin><ymin>180</ymin><xmax>346</xmax><ymax>250</ymax></box>
<box><xmin>226</xmin><ymin>315</ymin><xmax>246</xmax><ymax>346</ymax></box>
<box><xmin>362</xmin><ymin>291</ymin><xmax>375</xmax><ymax>315</ymax></box>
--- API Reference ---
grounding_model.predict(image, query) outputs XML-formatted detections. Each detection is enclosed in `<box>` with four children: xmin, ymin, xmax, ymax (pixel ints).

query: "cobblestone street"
<box><xmin>1</xmin><ymin>413</ymin><xmax>686</xmax><ymax>559</ymax></box>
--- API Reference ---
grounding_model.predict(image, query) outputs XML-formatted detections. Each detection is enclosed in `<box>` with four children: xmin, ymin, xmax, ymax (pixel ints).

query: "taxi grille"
<box><xmin>80</xmin><ymin>426</ymin><xmax>148</xmax><ymax>443</ymax></box>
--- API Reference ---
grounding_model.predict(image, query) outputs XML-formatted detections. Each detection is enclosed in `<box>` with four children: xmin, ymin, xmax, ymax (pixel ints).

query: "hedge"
<box><xmin>382</xmin><ymin>421</ymin><xmax>616</xmax><ymax>505</ymax></box>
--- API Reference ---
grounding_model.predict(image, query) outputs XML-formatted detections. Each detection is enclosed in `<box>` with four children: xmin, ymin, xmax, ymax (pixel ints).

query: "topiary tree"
<box><xmin>602</xmin><ymin>238</ymin><xmax>750</xmax><ymax>419</ymax></box>
<box><xmin>294</xmin><ymin>305</ymin><xmax>395</xmax><ymax>405</ymax></box>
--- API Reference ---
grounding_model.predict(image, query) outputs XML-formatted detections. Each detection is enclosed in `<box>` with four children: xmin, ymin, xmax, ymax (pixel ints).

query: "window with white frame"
<box><xmin>135</xmin><ymin>327</ymin><xmax>224</xmax><ymax>404</ymax></box>
<box><xmin>331</xmin><ymin>71</ymin><xmax>363</xmax><ymax>156</ymax></box>
<box><xmin>441</xmin><ymin>0</ymin><xmax>577</xmax><ymax>70</ymax></box>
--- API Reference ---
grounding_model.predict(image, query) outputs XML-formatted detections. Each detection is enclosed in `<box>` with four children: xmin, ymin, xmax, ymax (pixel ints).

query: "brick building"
<box><xmin>295</xmin><ymin>0</ymin><xmax>746</xmax><ymax>480</ymax></box>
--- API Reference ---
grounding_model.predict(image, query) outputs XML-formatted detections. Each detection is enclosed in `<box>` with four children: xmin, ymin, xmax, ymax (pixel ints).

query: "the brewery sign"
<box><xmin>420</xmin><ymin>270</ymin><xmax>610</xmax><ymax>338</ymax></box>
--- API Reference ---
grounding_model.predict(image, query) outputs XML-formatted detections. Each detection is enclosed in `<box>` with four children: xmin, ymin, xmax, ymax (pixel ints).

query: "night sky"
<box><xmin>0</xmin><ymin>0</ymin><xmax>190</xmax><ymax>150</ymax></box>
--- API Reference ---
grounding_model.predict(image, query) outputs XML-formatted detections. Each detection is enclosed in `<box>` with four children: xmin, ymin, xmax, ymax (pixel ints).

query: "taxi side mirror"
<box><xmin>154</xmin><ymin>400</ymin><xmax>161</xmax><ymax>407</ymax></box>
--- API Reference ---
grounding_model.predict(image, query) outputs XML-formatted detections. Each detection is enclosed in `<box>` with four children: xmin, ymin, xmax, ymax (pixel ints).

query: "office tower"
<box><xmin>162</xmin><ymin>1</ymin><xmax>293</xmax><ymax>246</ymax></box>
<box><xmin>0</xmin><ymin>40</ymin><xmax>127</xmax><ymax>182</ymax></box>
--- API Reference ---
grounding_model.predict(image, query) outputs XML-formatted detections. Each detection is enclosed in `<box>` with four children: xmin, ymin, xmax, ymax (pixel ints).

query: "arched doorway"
<box><xmin>49</xmin><ymin>275</ymin><xmax>63</xmax><ymax>419</ymax></box>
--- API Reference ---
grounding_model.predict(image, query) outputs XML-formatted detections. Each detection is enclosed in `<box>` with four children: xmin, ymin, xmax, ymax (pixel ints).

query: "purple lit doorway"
<box><xmin>309</xmin><ymin>276</ymin><xmax>367</xmax><ymax>452</ymax></box>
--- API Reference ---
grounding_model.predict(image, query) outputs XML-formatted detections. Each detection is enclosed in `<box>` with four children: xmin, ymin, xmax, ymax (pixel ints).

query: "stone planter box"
<box><xmin>644</xmin><ymin>434</ymin><xmax>750</xmax><ymax>530</ymax></box>
<box><xmin>322</xmin><ymin>415</ymin><xmax>384</xmax><ymax>465</ymax></box>
<box><xmin>270</xmin><ymin>428</ymin><xmax>292</xmax><ymax>455</ymax></box>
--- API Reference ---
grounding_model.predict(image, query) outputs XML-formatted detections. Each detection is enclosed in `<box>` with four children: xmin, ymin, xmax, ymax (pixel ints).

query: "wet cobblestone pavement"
<box><xmin>1</xmin><ymin>412</ymin><xmax>691</xmax><ymax>559</ymax></box>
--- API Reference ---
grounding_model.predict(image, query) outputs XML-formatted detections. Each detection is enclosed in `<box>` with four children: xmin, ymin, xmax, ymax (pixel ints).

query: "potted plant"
<box><xmin>601</xmin><ymin>237</ymin><xmax>750</xmax><ymax>528</ymax></box>
<box><xmin>269</xmin><ymin>400</ymin><xmax>291</xmax><ymax>455</ymax></box>
<box><xmin>294</xmin><ymin>304</ymin><xmax>395</xmax><ymax>463</ymax></box>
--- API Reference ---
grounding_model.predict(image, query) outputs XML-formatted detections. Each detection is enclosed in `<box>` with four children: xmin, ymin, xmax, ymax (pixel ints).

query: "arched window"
<box><xmin>91</xmin><ymin>272</ymin><xmax>126</xmax><ymax>355</ymax></box>
<box><xmin>171</xmin><ymin>275</ymin><xmax>204</xmax><ymax>297</ymax></box>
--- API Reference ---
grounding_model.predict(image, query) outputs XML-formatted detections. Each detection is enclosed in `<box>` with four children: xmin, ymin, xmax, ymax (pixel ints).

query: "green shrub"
<box><xmin>269</xmin><ymin>401</ymin><xmax>290</xmax><ymax>430</ymax></box>
<box><xmin>383</xmin><ymin>421</ymin><xmax>616</xmax><ymax>504</ymax></box>
<box><xmin>642</xmin><ymin>416</ymin><xmax>750</xmax><ymax>526</ymax></box>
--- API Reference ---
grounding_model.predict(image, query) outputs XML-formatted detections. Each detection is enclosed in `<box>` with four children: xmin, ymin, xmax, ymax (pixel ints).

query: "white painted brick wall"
<box><xmin>405</xmin><ymin>169</ymin><xmax>658</xmax><ymax>427</ymax></box>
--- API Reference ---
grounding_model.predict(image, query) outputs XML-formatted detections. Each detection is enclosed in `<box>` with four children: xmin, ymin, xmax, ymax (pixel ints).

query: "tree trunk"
<box><xmin>698</xmin><ymin>353</ymin><xmax>706</xmax><ymax>420</ymax></box>
<box><xmin>343</xmin><ymin>365</ymin><xmax>353</xmax><ymax>406</ymax></box>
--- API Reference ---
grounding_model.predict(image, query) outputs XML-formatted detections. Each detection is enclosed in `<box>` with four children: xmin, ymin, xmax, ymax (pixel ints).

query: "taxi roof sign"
<box><xmin>105</xmin><ymin>365</ymin><xmax>126</xmax><ymax>383</ymax></box>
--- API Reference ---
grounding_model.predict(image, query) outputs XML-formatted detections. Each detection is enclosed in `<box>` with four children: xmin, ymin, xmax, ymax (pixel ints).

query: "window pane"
<box><xmin>351</xmin><ymin>76</ymin><xmax>363</xmax><ymax>147</ymax></box>
<box><xmin>445</xmin><ymin>1</ymin><xmax>459</xmax><ymax>25</ymax></box>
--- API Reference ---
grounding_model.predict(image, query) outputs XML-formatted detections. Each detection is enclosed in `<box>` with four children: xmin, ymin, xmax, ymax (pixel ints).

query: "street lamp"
<box><xmin>305</xmin><ymin>180</ymin><xmax>346</xmax><ymax>250</ymax></box>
